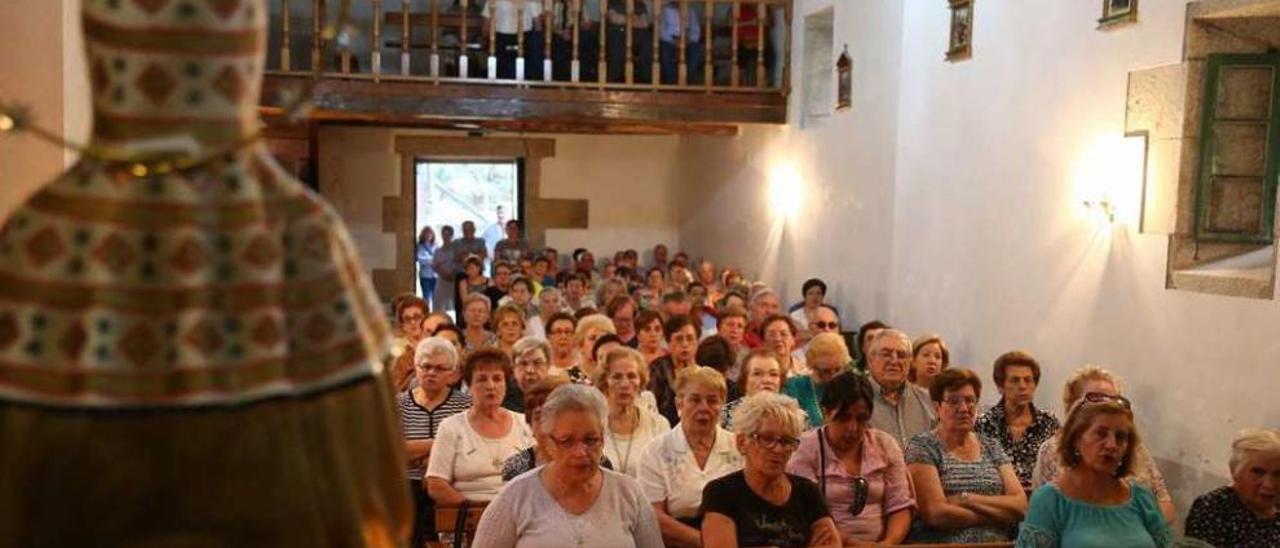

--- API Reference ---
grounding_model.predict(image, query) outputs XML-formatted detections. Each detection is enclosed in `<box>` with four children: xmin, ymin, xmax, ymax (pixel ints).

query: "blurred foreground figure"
<box><xmin>0</xmin><ymin>1</ymin><xmax>410</xmax><ymax>545</ymax></box>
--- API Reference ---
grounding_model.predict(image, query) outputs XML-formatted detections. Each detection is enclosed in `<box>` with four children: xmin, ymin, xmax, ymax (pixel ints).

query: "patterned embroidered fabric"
<box><xmin>0</xmin><ymin>1</ymin><xmax>410</xmax><ymax>544</ymax></box>
<box><xmin>904</xmin><ymin>430</ymin><xmax>1014</xmax><ymax>543</ymax></box>
<box><xmin>974</xmin><ymin>400</ymin><xmax>1061</xmax><ymax>492</ymax></box>
<box><xmin>1186</xmin><ymin>485</ymin><xmax>1280</xmax><ymax>548</ymax></box>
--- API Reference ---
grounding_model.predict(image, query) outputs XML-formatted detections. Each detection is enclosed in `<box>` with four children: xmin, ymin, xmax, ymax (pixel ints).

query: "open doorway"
<box><xmin>414</xmin><ymin>159</ymin><xmax>523</xmax><ymax>311</ymax></box>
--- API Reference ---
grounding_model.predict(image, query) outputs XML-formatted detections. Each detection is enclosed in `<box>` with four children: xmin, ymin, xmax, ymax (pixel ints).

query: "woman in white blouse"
<box><xmin>472</xmin><ymin>384</ymin><xmax>664</xmax><ymax>547</ymax></box>
<box><xmin>638</xmin><ymin>366</ymin><xmax>744</xmax><ymax>548</ymax></box>
<box><xmin>426</xmin><ymin>348</ymin><xmax>535</xmax><ymax>503</ymax></box>
<box><xmin>598</xmin><ymin>347</ymin><xmax>671</xmax><ymax>477</ymax></box>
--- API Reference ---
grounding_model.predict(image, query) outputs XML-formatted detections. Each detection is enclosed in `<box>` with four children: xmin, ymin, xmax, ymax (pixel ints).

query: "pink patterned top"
<box><xmin>787</xmin><ymin>427</ymin><xmax>917</xmax><ymax>542</ymax></box>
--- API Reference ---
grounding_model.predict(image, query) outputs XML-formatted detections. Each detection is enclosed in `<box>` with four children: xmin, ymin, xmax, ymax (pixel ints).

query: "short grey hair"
<box><xmin>512</xmin><ymin>336</ymin><xmax>551</xmax><ymax>362</ymax></box>
<box><xmin>539</xmin><ymin>287</ymin><xmax>563</xmax><ymax>304</ymax></box>
<box><xmin>731</xmin><ymin>391</ymin><xmax>807</xmax><ymax>439</ymax></box>
<box><xmin>867</xmin><ymin>328</ymin><xmax>912</xmax><ymax>355</ymax></box>
<box><xmin>538</xmin><ymin>383</ymin><xmax>608</xmax><ymax>436</ymax></box>
<box><xmin>749</xmin><ymin>287</ymin><xmax>777</xmax><ymax>305</ymax></box>
<box><xmin>1230</xmin><ymin>428</ymin><xmax>1280</xmax><ymax>476</ymax></box>
<box><xmin>414</xmin><ymin>336</ymin><xmax>459</xmax><ymax>369</ymax></box>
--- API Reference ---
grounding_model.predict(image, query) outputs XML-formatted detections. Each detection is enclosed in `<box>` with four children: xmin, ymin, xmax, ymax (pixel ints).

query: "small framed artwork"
<box><xmin>946</xmin><ymin>0</ymin><xmax>973</xmax><ymax>62</ymax></box>
<box><xmin>1098</xmin><ymin>0</ymin><xmax>1137</xmax><ymax>29</ymax></box>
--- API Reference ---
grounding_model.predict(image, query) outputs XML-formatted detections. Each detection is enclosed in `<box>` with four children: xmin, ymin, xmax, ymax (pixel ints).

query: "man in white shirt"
<box><xmin>484</xmin><ymin>0</ymin><xmax>545</xmax><ymax>79</ymax></box>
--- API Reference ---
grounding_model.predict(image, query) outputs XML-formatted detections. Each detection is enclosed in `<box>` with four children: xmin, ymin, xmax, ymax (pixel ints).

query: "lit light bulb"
<box><xmin>0</xmin><ymin>114</ymin><xmax>15</xmax><ymax>132</ymax></box>
<box><xmin>130</xmin><ymin>163</ymin><xmax>149</xmax><ymax>177</ymax></box>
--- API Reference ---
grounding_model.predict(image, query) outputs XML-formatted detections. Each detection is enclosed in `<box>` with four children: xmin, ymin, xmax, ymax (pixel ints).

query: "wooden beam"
<box><xmin>263</xmin><ymin>108</ymin><xmax>741</xmax><ymax>136</ymax></box>
<box><xmin>260</xmin><ymin>75</ymin><xmax>785</xmax><ymax>126</ymax></box>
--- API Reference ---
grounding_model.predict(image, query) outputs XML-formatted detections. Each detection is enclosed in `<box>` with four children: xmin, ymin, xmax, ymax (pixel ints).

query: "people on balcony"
<box><xmin>484</xmin><ymin>0</ymin><xmax>545</xmax><ymax>80</ymax></box>
<box><xmin>606</xmin><ymin>0</ymin><xmax>654</xmax><ymax>83</ymax></box>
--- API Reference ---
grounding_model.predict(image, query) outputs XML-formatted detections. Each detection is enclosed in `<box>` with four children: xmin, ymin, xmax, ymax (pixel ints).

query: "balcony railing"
<box><xmin>265</xmin><ymin>0</ymin><xmax>791</xmax><ymax>94</ymax></box>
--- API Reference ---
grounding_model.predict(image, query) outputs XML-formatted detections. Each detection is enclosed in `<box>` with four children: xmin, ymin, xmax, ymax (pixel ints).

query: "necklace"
<box><xmin>609</xmin><ymin>406</ymin><xmax>638</xmax><ymax>473</ymax></box>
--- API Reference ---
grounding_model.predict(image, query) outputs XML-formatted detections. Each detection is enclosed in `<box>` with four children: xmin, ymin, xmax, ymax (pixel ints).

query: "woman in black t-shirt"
<box><xmin>700</xmin><ymin>392</ymin><xmax>841</xmax><ymax>548</ymax></box>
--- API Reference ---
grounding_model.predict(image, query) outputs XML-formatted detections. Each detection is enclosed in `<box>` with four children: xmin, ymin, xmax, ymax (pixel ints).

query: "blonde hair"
<box><xmin>908</xmin><ymin>334</ymin><xmax>950</xmax><ymax>382</ymax></box>
<box><xmin>731</xmin><ymin>391</ymin><xmax>807</xmax><ymax>438</ymax></box>
<box><xmin>574</xmin><ymin>314</ymin><xmax>617</xmax><ymax>344</ymax></box>
<box><xmin>462</xmin><ymin>292</ymin><xmax>492</xmax><ymax>312</ymax></box>
<box><xmin>596</xmin><ymin>346</ymin><xmax>650</xmax><ymax>393</ymax></box>
<box><xmin>1061</xmin><ymin>364</ymin><xmax>1123</xmax><ymax>412</ymax></box>
<box><xmin>675</xmin><ymin>366</ymin><xmax>727</xmax><ymax>401</ymax></box>
<box><xmin>493</xmin><ymin>304</ymin><xmax>527</xmax><ymax>330</ymax></box>
<box><xmin>1230</xmin><ymin>428</ymin><xmax>1280</xmax><ymax>476</ymax></box>
<box><xmin>805</xmin><ymin>332</ymin><xmax>851</xmax><ymax>365</ymax></box>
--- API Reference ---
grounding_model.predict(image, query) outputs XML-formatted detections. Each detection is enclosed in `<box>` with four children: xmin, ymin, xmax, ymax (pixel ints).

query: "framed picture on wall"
<box><xmin>946</xmin><ymin>0</ymin><xmax>973</xmax><ymax>62</ymax></box>
<box><xmin>1098</xmin><ymin>0</ymin><xmax>1137</xmax><ymax>29</ymax></box>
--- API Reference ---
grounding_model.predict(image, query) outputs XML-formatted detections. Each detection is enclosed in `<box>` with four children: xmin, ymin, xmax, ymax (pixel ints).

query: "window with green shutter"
<box><xmin>1195</xmin><ymin>53</ymin><xmax>1280</xmax><ymax>244</ymax></box>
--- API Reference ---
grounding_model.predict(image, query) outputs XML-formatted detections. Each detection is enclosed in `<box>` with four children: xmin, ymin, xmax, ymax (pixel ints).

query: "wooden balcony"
<box><xmin>261</xmin><ymin>0</ymin><xmax>791</xmax><ymax>134</ymax></box>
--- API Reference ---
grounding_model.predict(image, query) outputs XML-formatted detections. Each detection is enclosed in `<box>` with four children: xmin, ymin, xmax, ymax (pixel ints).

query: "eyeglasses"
<box><xmin>942</xmin><ymin>396</ymin><xmax>978</xmax><ymax>408</ymax></box>
<box><xmin>401</xmin><ymin>313</ymin><xmax>424</xmax><ymax>322</ymax></box>
<box><xmin>415</xmin><ymin>364</ymin><xmax>453</xmax><ymax>374</ymax></box>
<box><xmin>810</xmin><ymin>321</ymin><xmax>839</xmax><ymax>330</ymax></box>
<box><xmin>848</xmin><ymin>476</ymin><xmax>870</xmax><ymax>516</ymax></box>
<box><xmin>875</xmin><ymin>349</ymin><xmax>912</xmax><ymax>360</ymax></box>
<box><xmin>549</xmin><ymin>435</ymin><xmax>604</xmax><ymax>451</ymax></box>
<box><xmin>1082</xmin><ymin>392</ymin><xmax>1131</xmax><ymax>410</ymax></box>
<box><xmin>515</xmin><ymin>358</ymin><xmax>548</xmax><ymax>369</ymax></box>
<box><xmin>750</xmin><ymin>433</ymin><xmax>801</xmax><ymax>451</ymax></box>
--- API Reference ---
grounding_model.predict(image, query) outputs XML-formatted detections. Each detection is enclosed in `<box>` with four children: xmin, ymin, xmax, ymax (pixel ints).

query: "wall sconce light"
<box><xmin>1082</xmin><ymin>199</ymin><xmax>1115</xmax><ymax>223</ymax></box>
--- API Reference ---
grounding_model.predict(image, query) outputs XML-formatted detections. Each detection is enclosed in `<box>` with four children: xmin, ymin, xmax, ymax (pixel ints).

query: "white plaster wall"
<box><xmin>889</xmin><ymin>0</ymin><xmax>1280</xmax><ymax>513</ymax></box>
<box><xmin>677</xmin><ymin>0</ymin><xmax>1280</xmax><ymax>518</ymax></box>
<box><xmin>542</xmin><ymin>134</ymin><xmax>682</xmax><ymax>257</ymax></box>
<box><xmin>318</xmin><ymin>128</ymin><xmax>683</xmax><ymax>271</ymax></box>
<box><xmin>677</xmin><ymin>0</ymin><xmax>906</xmax><ymax>324</ymax></box>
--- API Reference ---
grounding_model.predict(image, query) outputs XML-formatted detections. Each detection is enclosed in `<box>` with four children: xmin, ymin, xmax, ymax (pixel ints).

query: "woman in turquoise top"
<box><xmin>783</xmin><ymin>332</ymin><xmax>854</xmax><ymax>429</ymax></box>
<box><xmin>1016</xmin><ymin>393</ymin><xmax>1172</xmax><ymax>548</ymax></box>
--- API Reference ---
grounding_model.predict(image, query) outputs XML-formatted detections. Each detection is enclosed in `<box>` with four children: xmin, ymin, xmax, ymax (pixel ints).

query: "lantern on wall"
<box><xmin>836</xmin><ymin>45</ymin><xmax>852</xmax><ymax>111</ymax></box>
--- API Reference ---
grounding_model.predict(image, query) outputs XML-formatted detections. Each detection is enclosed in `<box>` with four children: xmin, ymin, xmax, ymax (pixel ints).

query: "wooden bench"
<box><xmin>424</xmin><ymin>501</ymin><xmax>487</xmax><ymax>548</ymax></box>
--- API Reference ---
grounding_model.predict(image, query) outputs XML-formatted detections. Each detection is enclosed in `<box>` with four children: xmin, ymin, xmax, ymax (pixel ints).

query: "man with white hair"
<box><xmin>865</xmin><ymin>329</ymin><xmax>936</xmax><ymax>447</ymax></box>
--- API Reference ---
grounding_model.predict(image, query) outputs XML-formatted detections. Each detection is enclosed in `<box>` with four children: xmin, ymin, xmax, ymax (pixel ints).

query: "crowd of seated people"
<box><xmin>392</xmin><ymin>240</ymin><xmax>1280</xmax><ymax>547</ymax></box>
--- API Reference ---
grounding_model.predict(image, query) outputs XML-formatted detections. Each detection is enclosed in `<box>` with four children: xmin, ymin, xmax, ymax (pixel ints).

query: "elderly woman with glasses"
<box><xmin>390</xmin><ymin>296</ymin><xmax>430</xmax><ymax>392</ymax></box>
<box><xmin>788</xmin><ymin>372</ymin><xmax>915</xmax><ymax>545</ymax></box>
<box><xmin>906</xmin><ymin>368</ymin><xmax>1026</xmax><ymax>543</ymax></box>
<box><xmin>501</xmin><ymin>376</ymin><xmax>616</xmax><ymax>480</ymax></box>
<box><xmin>400</xmin><ymin>337</ymin><xmax>473</xmax><ymax>546</ymax></box>
<box><xmin>701</xmin><ymin>391</ymin><xmax>842</xmax><ymax>548</ymax></box>
<box><xmin>474</xmin><ymin>384</ymin><xmax>664</xmax><ymax>547</ymax></box>
<box><xmin>1029</xmin><ymin>365</ymin><xmax>1176</xmax><ymax>523</ymax></box>
<box><xmin>1016</xmin><ymin>393</ymin><xmax>1172</xmax><ymax>547</ymax></box>
<box><xmin>721</xmin><ymin>349</ymin><xmax>786</xmax><ymax>431</ymax></box>
<box><xmin>426</xmin><ymin>349</ymin><xmax>535</xmax><ymax>504</ymax></box>
<box><xmin>637</xmin><ymin>367</ymin><xmax>744</xmax><ymax>547</ymax></box>
<box><xmin>1186</xmin><ymin>428</ymin><xmax>1280</xmax><ymax>548</ymax></box>
<box><xmin>784</xmin><ymin>332</ymin><xmax>851</xmax><ymax>430</ymax></box>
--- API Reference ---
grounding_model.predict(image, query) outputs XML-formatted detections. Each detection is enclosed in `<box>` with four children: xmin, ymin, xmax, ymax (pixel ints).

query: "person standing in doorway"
<box><xmin>453</xmin><ymin>221</ymin><xmax>489</xmax><ymax>317</ymax></box>
<box><xmin>494</xmin><ymin>219</ymin><xmax>532</xmax><ymax>266</ymax></box>
<box><xmin>416</xmin><ymin>227</ymin><xmax>439</xmax><ymax>309</ymax></box>
<box><xmin>432</xmin><ymin>225</ymin><xmax>459</xmax><ymax>316</ymax></box>
<box><xmin>482</xmin><ymin>206</ymin><xmax>508</xmax><ymax>272</ymax></box>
